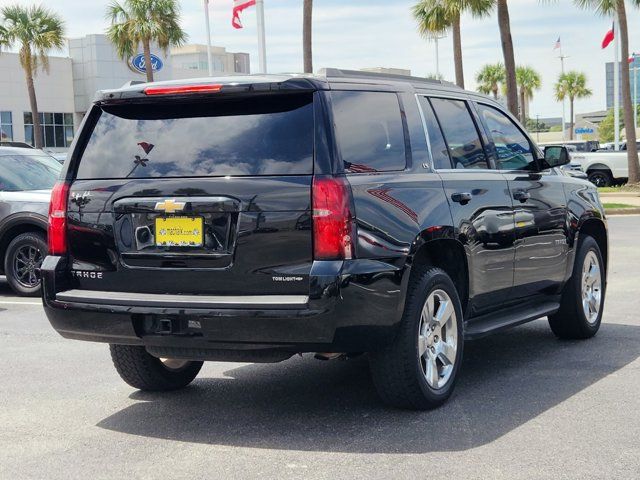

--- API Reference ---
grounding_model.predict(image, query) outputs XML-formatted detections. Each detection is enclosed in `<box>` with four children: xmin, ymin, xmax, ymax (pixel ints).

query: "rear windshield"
<box><xmin>0</xmin><ymin>154</ymin><xmax>62</xmax><ymax>191</ymax></box>
<box><xmin>76</xmin><ymin>93</ymin><xmax>314</xmax><ymax>179</ymax></box>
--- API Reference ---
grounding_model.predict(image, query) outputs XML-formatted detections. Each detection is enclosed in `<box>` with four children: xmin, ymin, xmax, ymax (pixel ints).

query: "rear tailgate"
<box><xmin>64</xmin><ymin>92</ymin><xmax>316</xmax><ymax>297</ymax></box>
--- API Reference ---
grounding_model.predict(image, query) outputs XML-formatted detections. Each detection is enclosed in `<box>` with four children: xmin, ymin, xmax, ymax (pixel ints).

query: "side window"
<box><xmin>430</xmin><ymin>98</ymin><xmax>489</xmax><ymax>170</ymax></box>
<box><xmin>331</xmin><ymin>91</ymin><xmax>406</xmax><ymax>173</ymax></box>
<box><xmin>477</xmin><ymin>104</ymin><xmax>536</xmax><ymax>171</ymax></box>
<box><xmin>418</xmin><ymin>96</ymin><xmax>452</xmax><ymax>169</ymax></box>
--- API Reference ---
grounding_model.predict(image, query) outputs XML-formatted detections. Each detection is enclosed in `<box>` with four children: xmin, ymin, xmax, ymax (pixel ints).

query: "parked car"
<box><xmin>42</xmin><ymin>71</ymin><xmax>608</xmax><ymax>409</ymax></box>
<box><xmin>0</xmin><ymin>147</ymin><xmax>61</xmax><ymax>295</ymax></box>
<box><xmin>48</xmin><ymin>152</ymin><xmax>67</xmax><ymax>164</ymax></box>
<box><xmin>0</xmin><ymin>141</ymin><xmax>34</xmax><ymax>149</ymax></box>
<box><xmin>597</xmin><ymin>141</ymin><xmax>640</xmax><ymax>151</ymax></box>
<box><xmin>570</xmin><ymin>150</ymin><xmax>634</xmax><ymax>186</ymax></box>
<box><xmin>538</xmin><ymin>140</ymin><xmax>600</xmax><ymax>152</ymax></box>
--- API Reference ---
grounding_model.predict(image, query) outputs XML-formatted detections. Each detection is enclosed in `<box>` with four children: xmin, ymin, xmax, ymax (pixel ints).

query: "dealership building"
<box><xmin>0</xmin><ymin>34</ymin><xmax>250</xmax><ymax>151</ymax></box>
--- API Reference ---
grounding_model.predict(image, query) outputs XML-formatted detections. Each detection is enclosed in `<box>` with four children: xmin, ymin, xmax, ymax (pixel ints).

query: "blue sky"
<box><xmin>2</xmin><ymin>0</ymin><xmax>639</xmax><ymax>118</ymax></box>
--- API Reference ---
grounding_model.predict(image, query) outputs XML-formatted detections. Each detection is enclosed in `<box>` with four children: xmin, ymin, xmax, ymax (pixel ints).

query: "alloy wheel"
<box><xmin>581</xmin><ymin>251</ymin><xmax>602</xmax><ymax>324</ymax></box>
<box><xmin>418</xmin><ymin>289</ymin><xmax>458</xmax><ymax>389</ymax></box>
<box><xmin>13</xmin><ymin>244</ymin><xmax>43</xmax><ymax>289</ymax></box>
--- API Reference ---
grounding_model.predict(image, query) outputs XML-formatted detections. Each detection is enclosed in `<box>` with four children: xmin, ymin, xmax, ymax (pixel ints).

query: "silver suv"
<box><xmin>0</xmin><ymin>147</ymin><xmax>61</xmax><ymax>295</ymax></box>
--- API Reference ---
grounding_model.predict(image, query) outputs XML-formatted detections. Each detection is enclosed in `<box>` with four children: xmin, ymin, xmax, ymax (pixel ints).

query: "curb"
<box><xmin>605</xmin><ymin>208</ymin><xmax>640</xmax><ymax>215</ymax></box>
<box><xmin>599</xmin><ymin>192</ymin><xmax>640</xmax><ymax>198</ymax></box>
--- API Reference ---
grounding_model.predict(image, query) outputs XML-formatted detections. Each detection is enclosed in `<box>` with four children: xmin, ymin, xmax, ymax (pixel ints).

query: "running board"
<box><xmin>464</xmin><ymin>300</ymin><xmax>560</xmax><ymax>339</ymax></box>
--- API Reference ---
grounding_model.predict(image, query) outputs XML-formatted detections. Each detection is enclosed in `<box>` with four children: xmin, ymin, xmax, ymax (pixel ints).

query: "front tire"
<box><xmin>369</xmin><ymin>266</ymin><xmax>464</xmax><ymax>410</ymax></box>
<box><xmin>109</xmin><ymin>344</ymin><xmax>203</xmax><ymax>391</ymax></box>
<box><xmin>548</xmin><ymin>235</ymin><xmax>605</xmax><ymax>339</ymax></box>
<box><xmin>4</xmin><ymin>231</ymin><xmax>47</xmax><ymax>297</ymax></box>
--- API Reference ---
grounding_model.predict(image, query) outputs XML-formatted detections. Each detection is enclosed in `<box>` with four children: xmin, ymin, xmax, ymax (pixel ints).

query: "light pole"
<box><xmin>203</xmin><ymin>0</ymin><xmax>213</xmax><ymax>76</ymax></box>
<box><xmin>632</xmin><ymin>53</ymin><xmax>638</xmax><ymax>131</ymax></box>
<box><xmin>557</xmin><ymin>47</ymin><xmax>569</xmax><ymax>142</ymax></box>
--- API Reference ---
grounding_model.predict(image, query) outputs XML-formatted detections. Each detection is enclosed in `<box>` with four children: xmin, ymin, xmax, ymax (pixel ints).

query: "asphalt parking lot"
<box><xmin>1</xmin><ymin>215</ymin><xmax>639</xmax><ymax>480</ymax></box>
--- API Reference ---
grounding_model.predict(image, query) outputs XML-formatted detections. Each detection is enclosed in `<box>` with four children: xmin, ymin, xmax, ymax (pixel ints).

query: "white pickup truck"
<box><xmin>569</xmin><ymin>151</ymin><xmax>636</xmax><ymax>187</ymax></box>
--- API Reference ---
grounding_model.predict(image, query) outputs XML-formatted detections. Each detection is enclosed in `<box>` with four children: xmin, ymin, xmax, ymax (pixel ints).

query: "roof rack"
<box><xmin>319</xmin><ymin>68</ymin><xmax>459</xmax><ymax>88</ymax></box>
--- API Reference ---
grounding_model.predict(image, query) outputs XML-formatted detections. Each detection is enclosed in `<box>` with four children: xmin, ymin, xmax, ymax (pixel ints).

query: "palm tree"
<box><xmin>497</xmin><ymin>0</ymin><xmax>518</xmax><ymax>116</ymax></box>
<box><xmin>516</xmin><ymin>66</ymin><xmax>542</xmax><ymax>124</ymax></box>
<box><xmin>0</xmin><ymin>5</ymin><xmax>64</xmax><ymax>149</ymax></box>
<box><xmin>413</xmin><ymin>0</ymin><xmax>493</xmax><ymax>89</ymax></box>
<box><xmin>106</xmin><ymin>0</ymin><xmax>187</xmax><ymax>83</ymax></box>
<box><xmin>555</xmin><ymin>71</ymin><xmax>592</xmax><ymax>141</ymax></box>
<box><xmin>476</xmin><ymin>63</ymin><xmax>505</xmax><ymax>99</ymax></box>
<box><xmin>570</xmin><ymin>0</ymin><xmax>639</xmax><ymax>182</ymax></box>
<box><xmin>303</xmin><ymin>0</ymin><xmax>313</xmax><ymax>73</ymax></box>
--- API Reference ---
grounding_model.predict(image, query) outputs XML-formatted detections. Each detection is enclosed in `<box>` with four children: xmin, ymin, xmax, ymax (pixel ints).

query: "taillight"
<box><xmin>312</xmin><ymin>176</ymin><xmax>355</xmax><ymax>260</ymax></box>
<box><xmin>48</xmin><ymin>181</ymin><xmax>70</xmax><ymax>255</ymax></box>
<box><xmin>143</xmin><ymin>84</ymin><xmax>223</xmax><ymax>95</ymax></box>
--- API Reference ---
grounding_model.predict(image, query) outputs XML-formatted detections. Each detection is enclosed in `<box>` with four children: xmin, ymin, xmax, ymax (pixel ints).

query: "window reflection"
<box><xmin>77</xmin><ymin>95</ymin><xmax>314</xmax><ymax>179</ymax></box>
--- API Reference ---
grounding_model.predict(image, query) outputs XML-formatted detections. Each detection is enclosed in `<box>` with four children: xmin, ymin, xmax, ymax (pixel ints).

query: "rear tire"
<box><xmin>587</xmin><ymin>170</ymin><xmax>612</xmax><ymax>188</ymax></box>
<box><xmin>4</xmin><ymin>231</ymin><xmax>47</xmax><ymax>297</ymax></box>
<box><xmin>369</xmin><ymin>266</ymin><xmax>464</xmax><ymax>410</ymax></box>
<box><xmin>109</xmin><ymin>344</ymin><xmax>203</xmax><ymax>391</ymax></box>
<box><xmin>548</xmin><ymin>235</ymin><xmax>605</xmax><ymax>339</ymax></box>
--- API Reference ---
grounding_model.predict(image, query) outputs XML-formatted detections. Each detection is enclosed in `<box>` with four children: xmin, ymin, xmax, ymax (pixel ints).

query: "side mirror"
<box><xmin>543</xmin><ymin>146</ymin><xmax>570</xmax><ymax>168</ymax></box>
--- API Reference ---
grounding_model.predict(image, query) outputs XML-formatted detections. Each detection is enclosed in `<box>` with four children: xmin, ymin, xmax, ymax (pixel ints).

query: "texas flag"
<box><xmin>602</xmin><ymin>22</ymin><xmax>614</xmax><ymax>49</ymax></box>
<box><xmin>232</xmin><ymin>0</ymin><xmax>256</xmax><ymax>29</ymax></box>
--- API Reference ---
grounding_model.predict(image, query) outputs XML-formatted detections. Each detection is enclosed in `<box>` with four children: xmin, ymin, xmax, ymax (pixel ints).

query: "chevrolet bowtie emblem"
<box><xmin>154</xmin><ymin>199</ymin><xmax>186</xmax><ymax>213</ymax></box>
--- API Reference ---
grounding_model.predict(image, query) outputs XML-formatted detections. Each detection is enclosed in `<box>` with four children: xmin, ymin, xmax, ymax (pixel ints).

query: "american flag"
<box><xmin>553</xmin><ymin>37</ymin><xmax>561</xmax><ymax>51</ymax></box>
<box><xmin>232</xmin><ymin>0</ymin><xmax>256</xmax><ymax>29</ymax></box>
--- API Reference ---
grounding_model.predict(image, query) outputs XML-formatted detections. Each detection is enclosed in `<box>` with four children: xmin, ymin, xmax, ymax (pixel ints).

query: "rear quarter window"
<box><xmin>331</xmin><ymin>91</ymin><xmax>407</xmax><ymax>173</ymax></box>
<box><xmin>75</xmin><ymin>93</ymin><xmax>314</xmax><ymax>179</ymax></box>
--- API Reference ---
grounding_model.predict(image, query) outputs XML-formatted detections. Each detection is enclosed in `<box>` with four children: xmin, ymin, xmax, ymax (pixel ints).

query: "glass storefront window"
<box><xmin>23</xmin><ymin>111</ymin><xmax>74</xmax><ymax>147</ymax></box>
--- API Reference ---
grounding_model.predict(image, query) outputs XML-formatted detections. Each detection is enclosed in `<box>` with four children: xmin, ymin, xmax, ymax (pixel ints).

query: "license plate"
<box><xmin>155</xmin><ymin>216</ymin><xmax>204</xmax><ymax>247</ymax></box>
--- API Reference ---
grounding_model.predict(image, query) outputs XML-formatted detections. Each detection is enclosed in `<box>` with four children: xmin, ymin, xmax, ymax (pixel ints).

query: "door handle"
<box><xmin>451</xmin><ymin>192</ymin><xmax>472</xmax><ymax>205</ymax></box>
<box><xmin>513</xmin><ymin>190</ymin><xmax>531</xmax><ymax>203</ymax></box>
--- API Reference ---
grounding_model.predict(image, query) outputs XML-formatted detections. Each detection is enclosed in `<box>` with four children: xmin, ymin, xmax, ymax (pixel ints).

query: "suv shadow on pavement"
<box><xmin>97</xmin><ymin>320</ymin><xmax>639</xmax><ymax>453</ymax></box>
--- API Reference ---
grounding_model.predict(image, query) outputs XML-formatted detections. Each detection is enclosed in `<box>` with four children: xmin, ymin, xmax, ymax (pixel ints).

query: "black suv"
<box><xmin>43</xmin><ymin>70</ymin><xmax>608</xmax><ymax>409</ymax></box>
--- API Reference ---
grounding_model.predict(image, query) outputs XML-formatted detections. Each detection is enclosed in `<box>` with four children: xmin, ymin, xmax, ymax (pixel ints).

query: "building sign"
<box><xmin>575</xmin><ymin>127</ymin><xmax>594</xmax><ymax>135</ymax></box>
<box><xmin>128</xmin><ymin>53</ymin><xmax>164</xmax><ymax>75</ymax></box>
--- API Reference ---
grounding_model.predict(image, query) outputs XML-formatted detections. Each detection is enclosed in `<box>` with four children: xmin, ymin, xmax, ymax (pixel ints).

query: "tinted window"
<box><xmin>76</xmin><ymin>94</ymin><xmax>314</xmax><ymax>179</ymax></box>
<box><xmin>478</xmin><ymin>104</ymin><xmax>535</xmax><ymax>171</ymax></box>
<box><xmin>332</xmin><ymin>91</ymin><xmax>406</xmax><ymax>173</ymax></box>
<box><xmin>418</xmin><ymin>96</ymin><xmax>451</xmax><ymax>169</ymax></box>
<box><xmin>430</xmin><ymin>98</ymin><xmax>488</xmax><ymax>169</ymax></box>
<box><xmin>0</xmin><ymin>155</ymin><xmax>61</xmax><ymax>191</ymax></box>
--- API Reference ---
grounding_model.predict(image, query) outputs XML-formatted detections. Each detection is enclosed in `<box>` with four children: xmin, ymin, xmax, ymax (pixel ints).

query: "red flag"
<box><xmin>602</xmin><ymin>22</ymin><xmax>614</xmax><ymax>49</ymax></box>
<box><xmin>232</xmin><ymin>0</ymin><xmax>256</xmax><ymax>29</ymax></box>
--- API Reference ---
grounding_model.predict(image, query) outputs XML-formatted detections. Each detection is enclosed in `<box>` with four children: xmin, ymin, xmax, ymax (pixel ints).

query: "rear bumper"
<box><xmin>42</xmin><ymin>256</ymin><xmax>407</xmax><ymax>356</ymax></box>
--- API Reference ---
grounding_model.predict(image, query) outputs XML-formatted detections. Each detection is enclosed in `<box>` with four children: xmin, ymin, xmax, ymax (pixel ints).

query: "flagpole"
<box><xmin>256</xmin><ymin>0</ymin><xmax>267</xmax><ymax>73</ymax></box>
<box><xmin>614</xmin><ymin>13</ymin><xmax>620</xmax><ymax>151</ymax></box>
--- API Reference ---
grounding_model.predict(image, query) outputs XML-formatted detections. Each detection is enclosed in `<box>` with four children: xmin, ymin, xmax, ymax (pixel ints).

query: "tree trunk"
<box><xmin>493</xmin><ymin>87</ymin><xmax>498</xmax><ymax>100</ymax></box>
<box><xmin>497</xmin><ymin>0</ymin><xmax>518</xmax><ymax>116</ymax></box>
<box><xmin>303</xmin><ymin>0</ymin><xmax>313</xmax><ymax>73</ymax></box>
<box><xmin>617</xmin><ymin>0</ymin><xmax>640</xmax><ymax>183</ymax></box>
<box><xmin>452</xmin><ymin>13</ymin><xmax>464</xmax><ymax>89</ymax></box>
<box><xmin>569</xmin><ymin>98</ymin><xmax>574</xmax><ymax>141</ymax></box>
<box><xmin>23</xmin><ymin>47</ymin><xmax>43</xmax><ymax>149</ymax></box>
<box><xmin>142</xmin><ymin>39</ymin><xmax>154</xmax><ymax>83</ymax></box>
<box><xmin>519</xmin><ymin>89</ymin><xmax>526</xmax><ymax>124</ymax></box>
